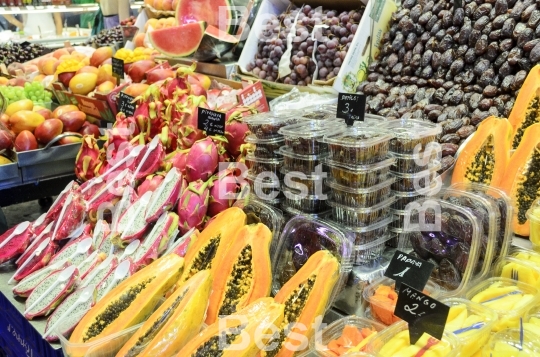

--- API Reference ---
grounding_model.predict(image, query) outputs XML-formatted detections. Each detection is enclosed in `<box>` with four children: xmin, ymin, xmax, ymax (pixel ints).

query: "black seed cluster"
<box><xmin>219</xmin><ymin>246</ymin><xmax>254</xmax><ymax>316</ymax></box>
<box><xmin>513</xmin><ymin>96</ymin><xmax>540</xmax><ymax>148</ymax></box>
<box><xmin>185</xmin><ymin>235</ymin><xmax>221</xmax><ymax>281</ymax></box>
<box><xmin>464</xmin><ymin>134</ymin><xmax>496</xmax><ymax>184</ymax></box>
<box><xmin>192</xmin><ymin>324</ymin><xmax>247</xmax><ymax>357</ymax></box>
<box><xmin>516</xmin><ymin>146</ymin><xmax>540</xmax><ymax>224</ymax></box>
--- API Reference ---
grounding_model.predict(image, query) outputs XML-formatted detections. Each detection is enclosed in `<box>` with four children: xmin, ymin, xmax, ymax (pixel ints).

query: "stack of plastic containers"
<box><xmin>322</xmin><ymin>127</ymin><xmax>396</xmax><ymax>265</ymax></box>
<box><xmin>376</xmin><ymin>119</ymin><xmax>443</xmax><ymax>247</ymax></box>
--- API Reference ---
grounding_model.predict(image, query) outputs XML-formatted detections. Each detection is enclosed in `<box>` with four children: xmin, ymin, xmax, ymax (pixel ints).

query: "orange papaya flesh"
<box><xmin>261</xmin><ymin>250</ymin><xmax>340</xmax><ymax>357</ymax></box>
<box><xmin>205</xmin><ymin>223</ymin><xmax>272</xmax><ymax>325</ymax></box>
<box><xmin>451</xmin><ymin>116</ymin><xmax>512</xmax><ymax>188</ymax></box>
<box><xmin>501</xmin><ymin>123</ymin><xmax>540</xmax><ymax>236</ymax></box>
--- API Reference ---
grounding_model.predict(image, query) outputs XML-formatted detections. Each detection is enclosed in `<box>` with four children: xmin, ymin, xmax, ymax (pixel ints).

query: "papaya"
<box><xmin>115</xmin><ymin>270</ymin><xmax>212</xmax><ymax>357</ymax></box>
<box><xmin>176</xmin><ymin>297</ymin><xmax>284</xmax><ymax>357</ymax></box>
<box><xmin>451</xmin><ymin>116</ymin><xmax>512</xmax><ymax>188</ymax></box>
<box><xmin>508</xmin><ymin>65</ymin><xmax>540</xmax><ymax>149</ymax></box>
<box><xmin>501</xmin><ymin>123</ymin><xmax>540</xmax><ymax>236</ymax></box>
<box><xmin>260</xmin><ymin>250</ymin><xmax>340</xmax><ymax>357</ymax></box>
<box><xmin>68</xmin><ymin>255</ymin><xmax>184</xmax><ymax>357</ymax></box>
<box><xmin>206</xmin><ymin>223</ymin><xmax>272</xmax><ymax>325</ymax></box>
<box><xmin>179</xmin><ymin>207</ymin><xmax>246</xmax><ymax>283</ymax></box>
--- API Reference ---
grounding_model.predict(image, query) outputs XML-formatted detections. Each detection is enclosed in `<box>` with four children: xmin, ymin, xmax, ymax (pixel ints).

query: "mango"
<box><xmin>0</xmin><ymin>156</ymin><xmax>12</xmax><ymax>166</ymax></box>
<box><xmin>378</xmin><ymin>331</ymin><xmax>453</xmax><ymax>357</ymax></box>
<box><xmin>9</xmin><ymin>111</ymin><xmax>45</xmax><ymax>135</ymax></box>
<box><xmin>6</xmin><ymin>99</ymin><xmax>33</xmax><ymax>117</ymax></box>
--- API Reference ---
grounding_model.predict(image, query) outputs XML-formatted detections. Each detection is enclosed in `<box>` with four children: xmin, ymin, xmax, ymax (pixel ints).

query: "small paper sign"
<box><xmin>112</xmin><ymin>57</ymin><xmax>124</xmax><ymax>79</ymax></box>
<box><xmin>394</xmin><ymin>283</ymin><xmax>450</xmax><ymax>345</ymax></box>
<box><xmin>336</xmin><ymin>93</ymin><xmax>366</xmax><ymax>126</ymax></box>
<box><xmin>197</xmin><ymin>107</ymin><xmax>225</xmax><ymax>135</ymax></box>
<box><xmin>384</xmin><ymin>250</ymin><xmax>434</xmax><ymax>292</ymax></box>
<box><xmin>117</xmin><ymin>92</ymin><xmax>136</xmax><ymax>117</ymax></box>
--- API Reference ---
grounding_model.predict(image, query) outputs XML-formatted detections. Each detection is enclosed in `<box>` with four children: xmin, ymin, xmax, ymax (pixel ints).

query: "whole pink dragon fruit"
<box><xmin>210</xmin><ymin>135</ymin><xmax>231</xmax><ymax>163</ymax></box>
<box><xmin>178</xmin><ymin>95</ymin><xmax>207</xmax><ymax>149</ymax></box>
<box><xmin>224</xmin><ymin>106</ymin><xmax>257</xmax><ymax>158</ymax></box>
<box><xmin>185</xmin><ymin>137</ymin><xmax>218</xmax><ymax>182</ymax></box>
<box><xmin>75</xmin><ymin>136</ymin><xmax>102</xmax><ymax>182</ymax></box>
<box><xmin>207</xmin><ymin>168</ymin><xmax>240</xmax><ymax>217</ymax></box>
<box><xmin>162</xmin><ymin>148</ymin><xmax>190</xmax><ymax>174</ymax></box>
<box><xmin>137</xmin><ymin>173</ymin><xmax>165</xmax><ymax>196</ymax></box>
<box><xmin>177</xmin><ymin>179</ymin><xmax>210</xmax><ymax>234</ymax></box>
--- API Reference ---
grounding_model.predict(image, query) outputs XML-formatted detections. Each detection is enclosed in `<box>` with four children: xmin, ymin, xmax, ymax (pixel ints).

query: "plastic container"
<box><xmin>353</xmin><ymin>233</ymin><xmax>393</xmax><ymax>265</ymax></box>
<box><xmin>396</xmin><ymin>198</ymin><xmax>483</xmax><ymax>296</ymax></box>
<box><xmin>271</xmin><ymin>216</ymin><xmax>353</xmax><ymax>307</ymax></box>
<box><xmin>363</xmin><ymin>277</ymin><xmax>442</xmax><ymax>326</ymax></box>
<box><xmin>365</xmin><ymin>321</ymin><xmax>460</xmax><ymax>357</ymax></box>
<box><xmin>300</xmin><ymin>108</ymin><xmax>337</xmax><ymax>120</ymax></box>
<box><xmin>326</xmin><ymin>178</ymin><xmax>394</xmax><ymax>208</ymax></box>
<box><xmin>492</xmin><ymin>256</ymin><xmax>540</xmax><ymax>289</ymax></box>
<box><xmin>389</xmin><ymin>147</ymin><xmax>441</xmax><ymax>174</ymax></box>
<box><xmin>244</xmin><ymin>111</ymin><xmax>301</xmax><ymax>139</ymax></box>
<box><xmin>281</xmin><ymin>167</ymin><xmax>328</xmax><ymax>195</ymax></box>
<box><xmin>388</xmin><ymin>228</ymin><xmax>411</xmax><ymax>248</ymax></box>
<box><xmin>310</xmin><ymin>316</ymin><xmax>386</xmax><ymax>357</ymax></box>
<box><xmin>326</xmin><ymin>158</ymin><xmax>395</xmax><ymax>189</ymax></box>
<box><xmin>390</xmin><ymin>163</ymin><xmax>441</xmax><ymax>193</ymax></box>
<box><xmin>328</xmin><ymin>196</ymin><xmax>395</xmax><ymax>228</ymax></box>
<box><xmin>246</xmin><ymin>173</ymin><xmax>282</xmax><ymax>199</ymax></box>
<box><xmin>510</xmin><ymin>247</ymin><xmax>540</xmax><ymax>268</ymax></box>
<box><xmin>465</xmin><ymin>277</ymin><xmax>540</xmax><ymax>332</ymax></box>
<box><xmin>324</xmin><ymin>127</ymin><xmax>394</xmax><ymax>165</ymax></box>
<box><xmin>391</xmin><ymin>190</ymin><xmax>423</xmax><ymax>210</ymax></box>
<box><xmin>279</xmin><ymin>120</ymin><xmax>343</xmax><ymax>155</ymax></box>
<box><xmin>279</xmin><ymin>145</ymin><xmax>328</xmax><ymax>173</ymax></box>
<box><xmin>244</xmin><ymin>134</ymin><xmax>284</xmax><ymax>159</ymax></box>
<box><xmin>281</xmin><ymin>203</ymin><xmax>330</xmax><ymax>220</ymax></box>
<box><xmin>525</xmin><ymin>304</ymin><xmax>540</xmax><ymax>324</ymax></box>
<box><xmin>389</xmin><ymin>209</ymin><xmax>408</xmax><ymax>230</ymax></box>
<box><xmin>283</xmin><ymin>188</ymin><xmax>329</xmax><ymax>213</ymax></box>
<box><xmin>526</xmin><ymin>197</ymin><xmax>540</xmax><ymax>251</ymax></box>
<box><xmin>482</xmin><ymin>328</ymin><xmax>540</xmax><ymax>356</ymax></box>
<box><xmin>245</xmin><ymin>154</ymin><xmax>283</xmax><ymax>180</ymax></box>
<box><xmin>440</xmin><ymin>298</ymin><xmax>497</xmax><ymax>357</ymax></box>
<box><xmin>341</xmin><ymin>217</ymin><xmax>393</xmax><ymax>246</ymax></box>
<box><xmin>378</xmin><ymin>119</ymin><xmax>442</xmax><ymax>154</ymax></box>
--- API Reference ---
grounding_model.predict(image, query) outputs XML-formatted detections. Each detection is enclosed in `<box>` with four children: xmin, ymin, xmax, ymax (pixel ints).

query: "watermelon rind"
<box><xmin>149</xmin><ymin>21</ymin><xmax>207</xmax><ymax>58</ymax></box>
<box><xmin>175</xmin><ymin>0</ymin><xmax>232</xmax><ymax>34</ymax></box>
<box><xmin>194</xmin><ymin>25</ymin><xmax>239</xmax><ymax>61</ymax></box>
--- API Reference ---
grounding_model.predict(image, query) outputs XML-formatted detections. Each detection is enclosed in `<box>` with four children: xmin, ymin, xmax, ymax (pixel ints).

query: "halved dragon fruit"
<box><xmin>51</xmin><ymin>192</ymin><xmax>86</xmax><ymax>241</ymax></box>
<box><xmin>145</xmin><ymin>168</ymin><xmax>184</xmax><ymax>223</ymax></box>
<box><xmin>168</xmin><ymin>228</ymin><xmax>199</xmax><ymax>257</ymax></box>
<box><xmin>132</xmin><ymin>136</ymin><xmax>165</xmax><ymax>180</ymax></box>
<box><xmin>0</xmin><ymin>221</ymin><xmax>32</xmax><ymax>264</ymax></box>
<box><xmin>13</xmin><ymin>262</ymin><xmax>70</xmax><ymax>298</ymax></box>
<box><xmin>111</xmin><ymin>191</ymin><xmax>153</xmax><ymax>247</ymax></box>
<box><xmin>77</xmin><ymin>251</ymin><xmax>107</xmax><ymax>280</ymax></box>
<box><xmin>110</xmin><ymin>186</ymin><xmax>139</xmax><ymax>232</ymax></box>
<box><xmin>92</xmin><ymin>220</ymin><xmax>111</xmax><ymax>251</ymax></box>
<box><xmin>80</xmin><ymin>255</ymin><xmax>118</xmax><ymax>289</ymax></box>
<box><xmin>16</xmin><ymin>222</ymin><xmax>54</xmax><ymax>268</ymax></box>
<box><xmin>85</xmin><ymin>169</ymin><xmax>133</xmax><ymax>215</ymax></box>
<box><xmin>24</xmin><ymin>265</ymin><xmax>79</xmax><ymax>320</ymax></box>
<box><xmin>132</xmin><ymin>212</ymin><xmax>179</xmax><ymax>268</ymax></box>
<box><xmin>96</xmin><ymin>259</ymin><xmax>134</xmax><ymax>301</ymax></box>
<box><xmin>137</xmin><ymin>173</ymin><xmax>165</xmax><ymax>196</ymax></box>
<box><xmin>43</xmin><ymin>284</ymin><xmax>97</xmax><ymax>342</ymax></box>
<box><xmin>30</xmin><ymin>213</ymin><xmax>50</xmax><ymax>237</ymax></box>
<box><xmin>11</xmin><ymin>238</ymin><xmax>58</xmax><ymax>283</ymax></box>
<box><xmin>49</xmin><ymin>237</ymin><xmax>93</xmax><ymax>267</ymax></box>
<box><xmin>44</xmin><ymin>181</ymin><xmax>79</xmax><ymax>222</ymax></box>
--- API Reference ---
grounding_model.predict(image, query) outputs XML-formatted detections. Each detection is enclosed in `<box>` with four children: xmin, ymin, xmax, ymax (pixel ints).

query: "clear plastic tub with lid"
<box><xmin>246</xmin><ymin>173</ymin><xmax>282</xmax><ymax>199</ymax></box>
<box><xmin>244</xmin><ymin>111</ymin><xmax>301</xmax><ymax>139</ymax></box>
<box><xmin>482</xmin><ymin>328</ymin><xmax>540</xmax><ymax>357</ymax></box>
<box><xmin>278</xmin><ymin>120</ymin><xmax>344</xmax><ymax>155</ymax></box>
<box><xmin>283</xmin><ymin>188</ymin><xmax>329</xmax><ymax>213</ymax></box>
<box><xmin>526</xmin><ymin>197</ymin><xmax>540</xmax><ymax>251</ymax></box>
<box><xmin>388</xmin><ymin>227</ymin><xmax>411</xmax><ymax>248</ymax></box>
<box><xmin>390</xmin><ymin>162</ymin><xmax>442</xmax><ymax>193</ymax></box>
<box><xmin>244</xmin><ymin>134</ymin><xmax>284</xmax><ymax>159</ymax></box>
<box><xmin>281</xmin><ymin>167</ymin><xmax>328</xmax><ymax>195</ymax></box>
<box><xmin>492</xmin><ymin>256</ymin><xmax>540</xmax><ymax>289</ymax></box>
<box><xmin>310</xmin><ymin>315</ymin><xmax>386</xmax><ymax>357</ymax></box>
<box><xmin>300</xmin><ymin>107</ymin><xmax>337</xmax><ymax>120</ymax></box>
<box><xmin>510</xmin><ymin>247</ymin><xmax>540</xmax><ymax>268</ymax></box>
<box><xmin>341</xmin><ymin>216</ymin><xmax>393</xmax><ymax>246</ymax></box>
<box><xmin>391</xmin><ymin>190</ymin><xmax>424</xmax><ymax>210</ymax></box>
<box><xmin>353</xmin><ymin>233</ymin><xmax>393</xmax><ymax>265</ymax></box>
<box><xmin>281</xmin><ymin>203</ymin><xmax>330</xmax><ymax>221</ymax></box>
<box><xmin>328</xmin><ymin>196</ymin><xmax>395</xmax><ymax>228</ymax></box>
<box><xmin>279</xmin><ymin>145</ymin><xmax>328</xmax><ymax>173</ymax></box>
<box><xmin>389</xmin><ymin>144</ymin><xmax>442</xmax><ymax>174</ymax></box>
<box><xmin>378</xmin><ymin>119</ymin><xmax>442</xmax><ymax>154</ymax></box>
<box><xmin>465</xmin><ymin>277</ymin><xmax>540</xmax><ymax>332</ymax></box>
<box><xmin>326</xmin><ymin>178</ymin><xmax>394</xmax><ymax>208</ymax></box>
<box><xmin>323</xmin><ymin>127</ymin><xmax>394</xmax><ymax>165</ymax></box>
<box><xmin>245</xmin><ymin>154</ymin><xmax>283</xmax><ymax>180</ymax></box>
<box><xmin>363</xmin><ymin>276</ymin><xmax>442</xmax><ymax>326</ymax></box>
<box><xmin>326</xmin><ymin>157</ymin><xmax>395</xmax><ymax>189</ymax></box>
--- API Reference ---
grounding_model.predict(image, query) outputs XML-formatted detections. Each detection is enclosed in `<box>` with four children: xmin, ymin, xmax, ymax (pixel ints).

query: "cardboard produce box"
<box><xmin>237</xmin><ymin>0</ymin><xmax>397</xmax><ymax>97</ymax></box>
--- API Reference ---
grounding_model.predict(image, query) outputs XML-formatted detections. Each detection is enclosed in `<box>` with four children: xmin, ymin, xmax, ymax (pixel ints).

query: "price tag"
<box><xmin>197</xmin><ymin>107</ymin><xmax>225</xmax><ymax>135</ymax></box>
<box><xmin>336</xmin><ymin>93</ymin><xmax>366</xmax><ymax>126</ymax></box>
<box><xmin>58</xmin><ymin>4</ymin><xmax>66</xmax><ymax>8</ymax></box>
<box><xmin>11</xmin><ymin>6</ymin><xmax>20</xmax><ymax>11</ymax></box>
<box><xmin>384</xmin><ymin>250</ymin><xmax>434</xmax><ymax>292</ymax></box>
<box><xmin>25</xmin><ymin>5</ymin><xmax>34</xmax><ymax>9</ymax></box>
<box><xmin>116</xmin><ymin>92</ymin><xmax>136</xmax><ymax>117</ymax></box>
<box><xmin>394</xmin><ymin>283</ymin><xmax>450</xmax><ymax>345</ymax></box>
<box><xmin>112</xmin><ymin>57</ymin><xmax>124</xmax><ymax>79</ymax></box>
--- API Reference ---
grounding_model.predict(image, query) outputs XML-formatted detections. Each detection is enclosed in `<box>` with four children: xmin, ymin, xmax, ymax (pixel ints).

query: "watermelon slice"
<box><xmin>149</xmin><ymin>21</ymin><xmax>206</xmax><ymax>58</ymax></box>
<box><xmin>175</xmin><ymin>0</ymin><xmax>232</xmax><ymax>33</ymax></box>
<box><xmin>194</xmin><ymin>25</ymin><xmax>239</xmax><ymax>61</ymax></box>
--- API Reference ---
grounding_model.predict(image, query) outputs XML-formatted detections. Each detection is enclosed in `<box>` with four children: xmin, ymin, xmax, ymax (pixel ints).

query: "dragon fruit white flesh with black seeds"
<box><xmin>145</xmin><ymin>168</ymin><xmax>184</xmax><ymax>223</ymax></box>
<box><xmin>111</xmin><ymin>191</ymin><xmax>153</xmax><ymax>246</ymax></box>
<box><xmin>132</xmin><ymin>212</ymin><xmax>179</xmax><ymax>268</ymax></box>
<box><xmin>80</xmin><ymin>255</ymin><xmax>118</xmax><ymax>289</ymax></box>
<box><xmin>77</xmin><ymin>251</ymin><xmax>107</xmax><ymax>280</ymax></box>
<box><xmin>13</xmin><ymin>262</ymin><xmax>70</xmax><ymax>298</ymax></box>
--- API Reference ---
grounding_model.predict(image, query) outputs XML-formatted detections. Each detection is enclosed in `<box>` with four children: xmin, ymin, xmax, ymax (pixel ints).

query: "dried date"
<box><xmin>441</xmin><ymin>134</ymin><xmax>461</xmax><ymax>144</ymax></box>
<box><xmin>483</xmin><ymin>85</ymin><xmax>498</xmax><ymax>97</ymax></box>
<box><xmin>441</xmin><ymin>143</ymin><xmax>459</xmax><ymax>156</ymax></box>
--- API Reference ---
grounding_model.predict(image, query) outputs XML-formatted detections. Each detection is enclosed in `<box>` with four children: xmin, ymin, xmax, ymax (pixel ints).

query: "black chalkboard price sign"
<box><xmin>394</xmin><ymin>283</ymin><xmax>450</xmax><ymax>345</ymax></box>
<box><xmin>112</xmin><ymin>57</ymin><xmax>124</xmax><ymax>79</ymax></box>
<box><xmin>384</xmin><ymin>250</ymin><xmax>435</xmax><ymax>292</ymax></box>
<box><xmin>197</xmin><ymin>107</ymin><xmax>225</xmax><ymax>135</ymax></box>
<box><xmin>117</xmin><ymin>92</ymin><xmax>136</xmax><ymax>117</ymax></box>
<box><xmin>336</xmin><ymin>93</ymin><xmax>366</xmax><ymax>126</ymax></box>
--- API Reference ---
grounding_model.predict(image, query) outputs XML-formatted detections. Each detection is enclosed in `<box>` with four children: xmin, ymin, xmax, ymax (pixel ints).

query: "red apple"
<box><xmin>14</xmin><ymin>130</ymin><xmax>38</xmax><ymax>152</ymax></box>
<box><xmin>128</xmin><ymin>60</ymin><xmax>156</xmax><ymax>83</ymax></box>
<box><xmin>0</xmin><ymin>130</ymin><xmax>14</xmax><ymax>151</ymax></box>
<box><xmin>58</xmin><ymin>133</ymin><xmax>83</xmax><ymax>145</ymax></box>
<box><xmin>34</xmin><ymin>119</ymin><xmax>63</xmax><ymax>144</ymax></box>
<box><xmin>146</xmin><ymin>68</ymin><xmax>175</xmax><ymax>84</ymax></box>
<box><xmin>79</xmin><ymin>123</ymin><xmax>101</xmax><ymax>138</ymax></box>
<box><xmin>59</xmin><ymin>111</ymin><xmax>86</xmax><ymax>132</ymax></box>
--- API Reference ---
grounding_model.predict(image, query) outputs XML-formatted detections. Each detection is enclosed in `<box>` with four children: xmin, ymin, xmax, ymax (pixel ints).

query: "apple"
<box><xmin>79</xmin><ymin>122</ymin><xmax>101</xmax><ymax>138</ymax></box>
<box><xmin>0</xmin><ymin>130</ymin><xmax>14</xmax><ymax>151</ymax></box>
<box><xmin>59</xmin><ymin>111</ymin><xmax>86</xmax><ymax>132</ymax></box>
<box><xmin>128</xmin><ymin>60</ymin><xmax>156</xmax><ymax>83</ymax></box>
<box><xmin>58</xmin><ymin>133</ymin><xmax>83</xmax><ymax>145</ymax></box>
<box><xmin>34</xmin><ymin>119</ymin><xmax>63</xmax><ymax>144</ymax></box>
<box><xmin>14</xmin><ymin>130</ymin><xmax>38</xmax><ymax>152</ymax></box>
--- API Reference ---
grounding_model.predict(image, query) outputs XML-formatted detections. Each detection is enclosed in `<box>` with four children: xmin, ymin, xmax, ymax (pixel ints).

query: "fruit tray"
<box><xmin>389</xmin><ymin>148</ymin><xmax>441</xmax><ymax>174</ymax></box>
<box><xmin>390</xmin><ymin>190</ymin><xmax>424</xmax><ymax>211</ymax></box>
<box><xmin>246</xmin><ymin>173</ymin><xmax>283</xmax><ymax>200</ymax></box>
<box><xmin>390</xmin><ymin>162</ymin><xmax>442</xmax><ymax>193</ymax></box>
<box><xmin>326</xmin><ymin>177</ymin><xmax>394</xmax><ymax>208</ymax></box>
<box><xmin>327</xmin><ymin>196</ymin><xmax>395</xmax><ymax>228</ymax></box>
<box><xmin>244</xmin><ymin>111</ymin><xmax>301</xmax><ymax>139</ymax></box>
<box><xmin>244</xmin><ymin>134</ymin><xmax>284</xmax><ymax>159</ymax></box>
<box><xmin>245</xmin><ymin>154</ymin><xmax>283</xmax><ymax>180</ymax></box>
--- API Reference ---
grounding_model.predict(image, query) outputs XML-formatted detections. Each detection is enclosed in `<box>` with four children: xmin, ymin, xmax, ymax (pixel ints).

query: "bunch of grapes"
<box><xmin>85</xmin><ymin>26</ymin><xmax>123</xmax><ymax>47</ymax></box>
<box><xmin>24</xmin><ymin>82</ymin><xmax>52</xmax><ymax>103</ymax></box>
<box><xmin>246</xmin><ymin>5</ymin><xmax>364</xmax><ymax>86</ymax></box>
<box><xmin>0</xmin><ymin>43</ymin><xmax>46</xmax><ymax>66</ymax></box>
<box><xmin>0</xmin><ymin>86</ymin><xmax>26</xmax><ymax>105</ymax></box>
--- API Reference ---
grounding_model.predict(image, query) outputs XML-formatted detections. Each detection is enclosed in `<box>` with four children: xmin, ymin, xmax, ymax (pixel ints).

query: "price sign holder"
<box><xmin>336</xmin><ymin>93</ymin><xmax>366</xmax><ymax>126</ymax></box>
<box><xmin>116</xmin><ymin>92</ymin><xmax>136</xmax><ymax>117</ymax></box>
<box><xmin>394</xmin><ymin>283</ymin><xmax>450</xmax><ymax>345</ymax></box>
<box><xmin>384</xmin><ymin>250</ymin><xmax>434</xmax><ymax>292</ymax></box>
<box><xmin>197</xmin><ymin>107</ymin><xmax>225</xmax><ymax>135</ymax></box>
<box><xmin>112</xmin><ymin>57</ymin><xmax>124</xmax><ymax>79</ymax></box>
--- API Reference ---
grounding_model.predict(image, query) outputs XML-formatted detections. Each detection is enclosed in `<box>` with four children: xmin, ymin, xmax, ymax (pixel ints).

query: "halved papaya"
<box><xmin>260</xmin><ymin>250</ymin><xmax>340</xmax><ymax>357</ymax></box>
<box><xmin>508</xmin><ymin>65</ymin><xmax>540</xmax><ymax>149</ymax></box>
<box><xmin>115</xmin><ymin>270</ymin><xmax>212</xmax><ymax>357</ymax></box>
<box><xmin>179</xmin><ymin>207</ymin><xmax>246</xmax><ymax>283</ymax></box>
<box><xmin>205</xmin><ymin>223</ymin><xmax>272</xmax><ymax>325</ymax></box>
<box><xmin>68</xmin><ymin>255</ymin><xmax>184</xmax><ymax>357</ymax></box>
<box><xmin>176</xmin><ymin>297</ymin><xmax>284</xmax><ymax>357</ymax></box>
<box><xmin>501</xmin><ymin>123</ymin><xmax>540</xmax><ymax>236</ymax></box>
<box><xmin>451</xmin><ymin>116</ymin><xmax>512</xmax><ymax>188</ymax></box>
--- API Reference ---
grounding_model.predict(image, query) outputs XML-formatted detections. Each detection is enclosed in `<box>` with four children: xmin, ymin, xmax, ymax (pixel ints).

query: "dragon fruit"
<box><xmin>96</xmin><ymin>259</ymin><xmax>135</xmax><ymax>301</ymax></box>
<box><xmin>178</xmin><ymin>95</ymin><xmax>207</xmax><ymax>149</ymax></box>
<box><xmin>11</xmin><ymin>238</ymin><xmax>58</xmax><ymax>282</ymax></box>
<box><xmin>110</xmin><ymin>186</ymin><xmax>139</xmax><ymax>233</ymax></box>
<box><xmin>131</xmin><ymin>136</ymin><xmax>165</xmax><ymax>180</ymax></box>
<box><xmin>185</xmin><ymin>137</ymin><xmax>218</xmax><ymax>182</ymax></box>
<box><xmin>13</xmin><ymin>262</ymin><xmax>70</xmax><ymax>298</ymax></box>
<box><xmin>30</xmin><ymin>213</ymin><xmax>49</xmax><ymax>237</ymax></box>
<box><xmin>170</xmin><ymin>228</ymin><xmax>199</xmax><ymax>257</ymax></box>
<box><xmin>207</xmin><ymin>168</ymin><xmax>241</xmax><ymax>217</ymax></box>
<box><xmin>49</xmin><ymin>237</ymin><xmax>93</xmax><ymax>267</ymax></box>
<box><xmin>44</xmin><ymin>181</ymin><xmax>79</xmax><ymax>222</ymax></box>
<box><xmin>85</xmin><ymin>169</ymin><xmax>133</xmax><ymax>220</ymax></box>
<box><xmin>137</xmin><ymin>173</ymin><xmax>165</xmax><ymax>196</ymax></box>
<box><xmin>16</xmin><ymin>222</ymin><xmax>54</xmax><ymax>268</ymax></box>
<box><xmin>104</xmin><ymin>114</ymin><xmax>140</xmax><ymax>160</ymax></box>
<box><xmin>43</xmin><ymin>284</ymin><xmax>97</xmax><ymax>342</ymax></box>
<box><xmin>177</xmin><ymin>179</ymin><xmax>210</xmax><ymax>234</ymax></box>
<box><xmin>92</xmin><ymin>220</ymin><xmax>111</xmax><ymax>251</ymax></box>
<box><xmin>51</xmin><ymin>191</ymin><xmax>86</xmax><ymax>241</ymax></box>
<box><xmin>0</xmin><ymin>221</ymin><xmax>32</xmax><ymax>264</ymax></box>
<box><xmin>24</xmin><ymin>265</ymin><xmax>79</xmax><ymax>320</ymax></box>
<box><xmin>162</xmin><ymin>148</ymin><xmax>190</xmax><ymax>174</ymax></box>
<box><xmin>111</xmin><ymin>191</ymin><xmax>153</xmax><ymax>246</ymax></box>
<box><xmin>224</xmin><ymin>106</ymin><xmax>256</xmax><ymax>157</ymax></box>
<box><xmin>132</xmin><ymin>212</ymin><xmax>179</xmax><ymax>268</ymax></box>
<box><xmin>75</xmin><ymin>136</ymin><xmax>102</xmax><ymax>182</ymax></box>
<box><xmin>145</xmin><ymin>168</ymin><xmax>185</xmax><ymax>223</ymax></box>
<box><xmin>210</xmin><ymin>135</ymin><xmax>231</xmax><ymax>162</ymax></box>
<box><xmin>77</xmin><ymin>251</ymin><xmax>107</xmax><ymax>280</ymax></box>
<box><xmin>80</xmin><ymin>255</ymin><xmax>118</xmax><ymax>288</ymax></box>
